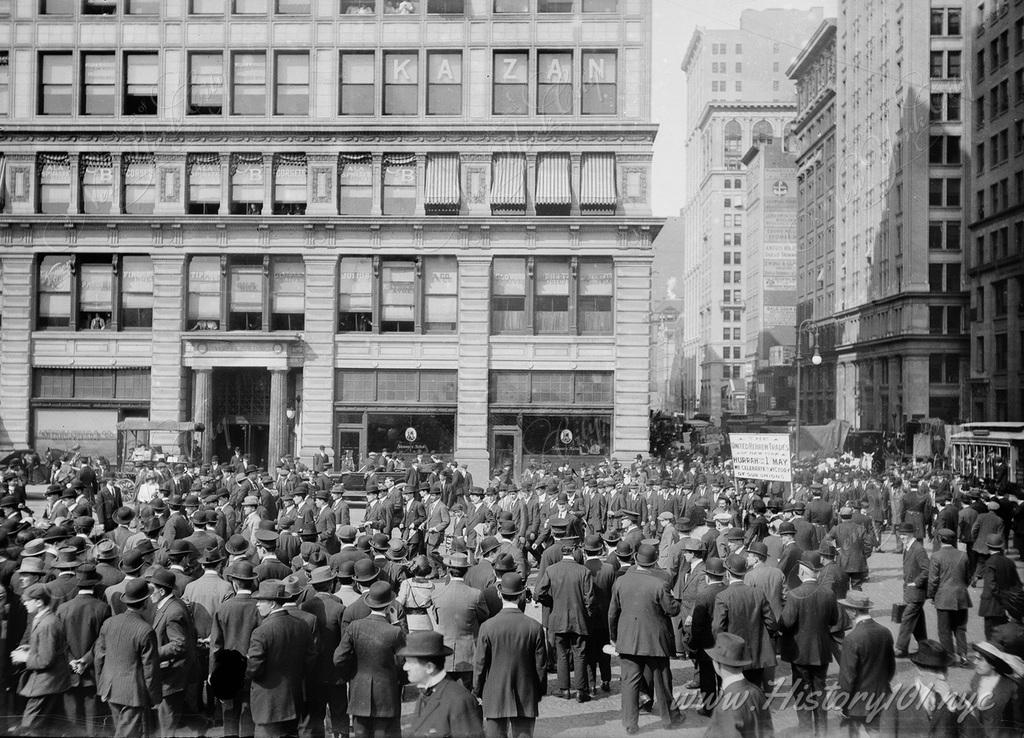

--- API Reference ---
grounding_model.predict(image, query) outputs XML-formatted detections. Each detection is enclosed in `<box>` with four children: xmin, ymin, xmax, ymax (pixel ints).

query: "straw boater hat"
<box><xmin>973</xmin><ymin>641</ymin><xmax>1024</xmax><ymax>678</ymax></box>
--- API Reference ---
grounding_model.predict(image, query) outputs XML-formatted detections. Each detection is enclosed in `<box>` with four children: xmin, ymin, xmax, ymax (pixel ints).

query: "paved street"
<box><xmin>23</xmin><ymin>487</ymin><xmax>1021</xmax><ymax>736</ymax></box>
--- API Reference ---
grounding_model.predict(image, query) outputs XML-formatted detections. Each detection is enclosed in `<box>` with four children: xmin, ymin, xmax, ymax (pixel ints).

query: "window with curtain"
<box><xmin>83</xmin><ymin>53</ymin><xmax>115</xmax><ymax>115</ymax></box>
<box><xmin>188</xmin><ymin>154</ymin><xmax>221</xmax><ymax>214</ymax></box>
<box><xmin>339</xmin><ymin>155</ymin><xmax>373</xmax><ymax>214</ymax></box>
<box><xmin>228</xmin><ymin>258</ymin><xmax>263</xmax><ymax>330</ymax></box>
<box><xmin>124</xmin><ymin>53</ymin><xmax>159</xmax><ymax>115</ymax></box>
<box><xmin>123</xmin><ymin>154</ymin><xmax>156</xmax><ymax>214</ymax></box>
<box><xmin>38</xmin><ymin>256</ymin><xmax>72</xmax><ymax>329</ymax></box>
<box><xmin>275</xmin><ymin>52</ymin><xmax>309</xmax><ymax>115</ymax></box>
<box><xmin>232</xmin><ymin>52</ymin><xmax>266</xmax><ymax>115</ymax></box>
<box><xmin>538</xmin><ymin>51</ymin><xmax>572</xmax><ymax>115</ymax></box>
<box><xmin>271</xmin><ymin>257</ymin><xmax>305</xmax><ymax>330</ymax></box>
<box><xmin>491</xmin><ymin>257</ymin><xmax>526</xmax><ymax>333</ymax></box>
<box><xmin>78</xmin><ymin>261</ymin><xmax>113</xmax><ymax>329</ymax></box>
<box><xmin>340</xmin><ymin>53</ymin><xmax>375</xmax><ymax>115</ymax></box>
<box><xmin>382</xmin><ymin>155</ymin><xmax>416</xmax><ymax>215</ymax></box>
<box><xmin>39</xmin><ymin>153</ymin><xmax>70</xmax><ymax>215</ymax></box>
<box><xmin>380</xmin><ymin>260</ymin><xmax>415</xmax><ymax>332</ymax></box>
<box><xmin>189</xmin><ymin>52</ymin><xmax>223</xmax><ymax>114</ymax></box>
<box><xmin>273</xmin><ymin>153</ymin><xmax>307</xmax><ymax>214</ymax></box>
<box><xmin>40</xmin><ymin>53</ymin><xmax>73</xmax><ymax>115</ymax></box>
<box><xmin>534</xmin><ymin>258</ymin><xmax>570</xmax><ymax>333</ymax></box>
<box><xmin>582</xmin><ymin>51</ymin><xmax>616</xmax><ymax>114</ymax></box>
<box><xmin>80</xmin><ymin>153</ymin><xmax>113</xmax><ymax>214</ymax></box>
<box><xmin>230</xmin><ymin>153</ymin><xmax>263</xmax><ymax>214</ymax></box>
<box><xmin>578</xmin><ymin>260</ymin><xmax>612</xmax><ymax>333</ymax></box>
<box><xmin>493</xmin><ymin>51</ymin><xmax>528</xmax><ymax>115</ymax></box>
<box><xmin>187</xmin><ymin>256</ymin><xmax>221</xmax><ymax>329</ymax></box>
<box><xmin>423</xmin><ymin>256</ymin><xmax>457</xmax><ymax>332</ymax></box>
<box><xmin>383</xmin><ymin>52</ymin><xmax>418</xmax><ymax>115</ymax></box>
<box><xmin>427</xmin><ymin>52</ymin><xmax>461</xmax><ymax>115</ymax></box>
<box><xmin>121</xmin><ymin>256</ymin><xmax>153</xmax><ymax>329</ymax></box>
<box><xmin>338</xmin><ymin>256</ymin><xmax>373</xmax><ymax>332</ymax></box>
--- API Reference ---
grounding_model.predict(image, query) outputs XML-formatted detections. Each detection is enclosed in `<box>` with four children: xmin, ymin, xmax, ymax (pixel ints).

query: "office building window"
<box><xmin>121</xmin><ymin>256</ymin><xmax>153</xmax><ymax>328</ymax></box>
<box><xmin>187</xmin><ymin>153</ymin><xmax>221</xmax><ymax>214</ymax></box>
<box><xmin>230</xmin><ymin>153</ymin><xmax>263</xmax><ymax>214</ymax></box>
<box><xmin>538</xmin><ymin>0</ymin><xmax>572</xmax><ymax>11</ymax></box>
<box><xmin>534</xmin><ymin>258</ymin><xmax>570</xmax><ymax>333</ymax></box>
<box><xmin>976</xmin><ymin>336</ymin><xmax>985</xmax><ymax>372</ymax></box>
<box><xmin>929</xmin><ymin>177</ymin><xmax>960</xmax><ymax>207</ymax></box>
<box><xmin>83</xmin><ymin>0</ymin><xmax>116</xmax><ymax>13</ymax></box>
<box><xmin>582</xmin><ymin>0</ymin><xmax>615</xmax><ymax>9</ymax></box>
<box><xmin>492</xmin><ymin>257</ymin><xmax>526</xmax><ymax>333</ymax></box>
<box><xmin>578</xmin><ymin>259</ymin><xmax>612</xmax><ymax>334</ymax></box>
<box><xmin>37</xmin><ymin>256</ymin><xmax>72</xmax><ymax>329</ymax></box>
<box><xmin>581</xmin><ymin>51</ymin><xmax>616</xmax><ymax>114</ymax></box>
<box><xmin>123</xmin><ymin>153</ymin><xmax>156</xmax><ymax>214</ymax></box>
<box><xmin>337</xmin><ymin>256</ymin><xmax>455</xmax><ymax>334</ymax></box>
<box><xmin>227</xmin><ymin>257</ymin><xmax>264</xmax><ymax>330</ymax></box>
<box><xmin>189</xmin><ymin>52</ymin><xmax>224</xmax><ymax>114</ymax></box>
<box><xmin>340</xmin><ymin>52</ymin><xmax>375</xmax><ymax>115</ymax></box>
<box><xmin>80</xmin><ymin>153</ymin><xmax>114</xmax><ymax>214</ymax></box>
<box><xmin>37</xmin><ymin>255</ymin><xmax>153</xmax><ymax>331</ymax></box>
<box><xmin>126</xmin><ymin>0</ymin><xmax>160</xmax><ymax>12</ymax></box>
<box><xmin>340</xmin><ymin>0</ymin><xmax>375</xmax><ymax>12</ymax></box>
<box><xmin>382</xmin><ymin>155</ymin><xmax>416</xmax><ymax>215</ymax></box>
<box><xmin>384</xmin><ymin>0</ymin><xmax>418</xmax><ymax>12</ymax></box>
<box><xmin>426</xmin><ymin>52</ymin><xmax>461</xmax><ymax>115</ymax></box>
<box><xmin>78</xmin><ymin>261</ymin><xmax>114</xmax><ymax>329</ymax></box>
<box><xmin>380</xmin><ymin>260</ymin><xmax>416</xmax><ymax>332</ymax></box>
<box><xmin>38</xmin><ymin>153</ymin><xmax>70</xmax><ymax>214</ymax></box>
<box><xmin>82</xmin><ymin>53</ymin><xmax>115</xmax><ymax>115</ymax></box>
<box><xmin>338</xmin><ymin>154</ymin><xmax>373</xmax><ymax>214</ymax></box>
<box><xmin>423</xmin><ymin>255</ymin><xmax>457</xmax><ymax>332</ymax></box>
<box><xmin>187</xmin><ymin>256</ymin><xmax>221</xmax><ymax>328</ymax></box>
<box><xmin>538</xmin><ymin>51</ymin><xmax>572</xmax><ymax>115</ymax></box>
<box><xmin>276</xmin><ymin>0</ymin><xmax>310</xmax><ymax>11</ymax></box>
<box><xmin>273</xmin><ymin>153</ymin><xmax>307</xmax><ymax>215</ymax></box>
<box><xmin>427</xmin><ymin>0</ymin><xmax>461</xmax><ymax>11</ymax></box>
<box><xmin>192</xmin><ymin>0</ymin><xmax>223</xmax><ymax>13</ymax></box>
<box><xmin>275</xmin><ymin>52</ymin><xmax>308</xmax><ymax>114</ymax></box>
<box><xmin>232</xmin><ymin>52</ymin><xmax>266</xmax><ymax>115</ymax></box>
<box><xmin>41</xmin><ymin>0</ymin><xmax>73</xmax><ymax>13</ymax></box>
<box><xmin>124</xmin><ymin>53</ymin><xmax>158</xmax><ymax>115</ymax></box>
<box><xmin>191</xmin><ymin>257</ymin><xmax>309</xmax><ymax>333</ymax></box>
<box><xmin>40</xmin><ymin>53</ymin><xmax>73</xmax><ymax>115</ymax></box>
<box><xmin>493</xmin><ymin>51</ymin><xmax>528</xmax><ymax>115</ymax></box>
<box><xmin>492</xmin><ymin>256</ymin><xmax>612</xmax><ymax>335</ymax></box>
<box><xmin>0</xmin><ymin>53</ymin><xmax>7</xmax><ymax>116</ymax></box>
<box><xmin>270</xmin><ymin>257</ymin><xmax>305</xmax><ymax>330</ymax></box>
<box><xmin>383</xmin><ymin>52</ymin><xmax>417</xmax><ymax>115</ymax></box>
<box><xmin>234</xmin><ymin>0</ymin><xmax>266</xmax><ymax>12</ymax></box>
<box><xmin>494</xmin><ymin>0</ymin><xmax>528</xmax><ymax>11</ymax></box>
<box><xmin>338</xmin><ymin>256</ymin><xmax>373</xmax><ymax>332</ymax></box>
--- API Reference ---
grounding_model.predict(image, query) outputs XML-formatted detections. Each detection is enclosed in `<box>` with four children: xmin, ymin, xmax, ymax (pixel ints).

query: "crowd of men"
<box><xmin>0</xmin><ymin>448</ymin><xmax>1023</xmax><ymax>737</ymax></box>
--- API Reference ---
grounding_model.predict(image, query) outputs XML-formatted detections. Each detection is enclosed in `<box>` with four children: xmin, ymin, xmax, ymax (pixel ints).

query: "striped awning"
<box><xmin>424</xmin><ymin>154</ymin><xmax>460</xmax><ymax>207</ymax></box>
<box><xmin>534</xmin><ymin>153</ymin><xmax>571</xmax><ymax>207</ymax></box>
<box><xmin>580</xmin><ymin>153</ymin><xmax>616</xmax><ymax>209</ymax></box>
<box><xmin>490</xmin><ymin>153</ymin><xmax>526</xmax><ymax>208</ymax></box>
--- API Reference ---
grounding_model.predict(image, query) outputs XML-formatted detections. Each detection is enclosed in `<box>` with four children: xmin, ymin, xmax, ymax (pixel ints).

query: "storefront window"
<box><xmin>521</xmin><ymin>415</ymin><xmax>611</xmax><ymax>457</ymax></box>
<box><xmin>338</xmin><ymin>256</ymin><xmax>373</xmax><ymax>332</ymax></box>
<box><xmin>491</xmin><ymin>257</ymin><xmax>526</xmax><ymax>333</ymax></box>
<box><xmin>367</xmin><ymin>413</ymin><xmax>454</xmax><ymax>456</ymax></box>
<box><xmin>271</xmin><ymin>257</ymin><xmax>305</xmax><ymax>330</ymax></box>
<box><xmin>423</xmin><ymin>256</ymin><xmax>457</xmax><ymax>332</ymax></box>
<box><xmin>38</xmin><ymin>256</ymin><xmax>72</xmax><ymax>329</ymax></box>
<box><xmin>187</xmin><ymin>256</ymin><xmax>221</xmax><ymax>329</ymax></box>
<box><xmin>121</xmin><ymin>256</ymin><xmax>153</xmax><ymax>329</ymax></box>
<box><xmin>228</xmin><ymin>259</ymin><xmax>264</xmax><ymax>330</ymax></box>
<box><xmin>380</xmin><ymin>260</ymin><xmax>415</xmax><ymax>332</ymax></box>
<box><xmin>534</xmin><ymin>258</ymin><xmax>570</xmax><ymax>333</ymax></box>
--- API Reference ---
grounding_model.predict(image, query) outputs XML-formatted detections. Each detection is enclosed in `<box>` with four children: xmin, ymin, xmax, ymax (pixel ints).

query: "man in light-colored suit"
<box><xmin>433</xmin><ymin>553</ymin><xmax>490</xmax><ymax>690</ymax></box>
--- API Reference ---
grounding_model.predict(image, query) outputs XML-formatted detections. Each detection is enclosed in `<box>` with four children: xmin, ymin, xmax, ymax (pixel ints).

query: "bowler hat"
<box><xmin>704</xmin><ymin>557</ymin><xmax>726</xmax><ymax>578</ymax></box>
<box><xmin>896</xmin><ymin>522</ymin><xmax>917</xmax><ymax>535</ymax></box>
<box><xmin>614</xmin><ymin>541</ymin><xmax>635</xmax><ymax>561</ymax></box>
<box><xmin>799</xmin><ymin>552</ymin><xmax>823</xmax><ymax>571</ymax></box>
<box><xmin>582</xmin><ymin>534</ymin><xmax>605</xmax><ymax>554</ymax></box>
<box><xmin>118</xmin><ymin>549</ymin><xmax>146</xmax><ymax>574</ymax></box>
<box><xmin>497</xmin><ymin>519</ymin><xmax>518</xmax><ymax>536</ymax></box>
<box><xmin>777</xmin><ymin>521</ymin><xmax>797</xmax><ymax>535</ymax></box>
<box><xmin>198</xmin><ymin>547</ymin><xmax>225</xmax><ymax>566</ymax></box>
<box><xmin>705</xmin><ymin>632</ymin><xmax>752</xmax><ymax>668</ymax></box>
<box><xmin>225</xmin><ymin>535</ymin><xmax>249</xmax><ymax>556</ymax></box>
<box><xmin>398</xmin><ymin>631</ymin><xmax>453</xmax><ymax>659</ymax></box>
<box><xmin>635</xmin><ymin>542</ymin><xmax>658</xmax><ymax>566</ymax></box>
<box><xmin>226</xmin><ymin>561</ymin><xmax>258</xmax><ymax>581</ymax></box>
<box><xmin>337</xmin><ymin>561</ymin><xmax>356</xmax><ymax>582</ymax></box>
<box><xmin>76</xmin><ymin>563</ymin><xmax>103</xmax><ymax>587</ymax></box>
<box><xmin>353</xmin><ymin>559</ymin><xmax>378</xmax><ymax>584</ymax></box>
<box><xmin>364</xmin><ymin>580</ymin><xmax>394</xmax><ymax>609</ymax></box>
<box><xmin>147</xmin><ymin>567</ymin><xmax>177</xmax><ymax>592</ymax></box>
<box><xmin>818</xmin><ymin>540</ymin><xmax>839</xmax><ymax>558</ymax></box>
<box><xmin>370</xmin><ymin>533</ymin><xmax>390</xmax><ymax>553</ymax></box>
<box><xmin>909</xmin><ymin>640</ymin><xmax>952</xmax><ymax>670</ymax></box>
<box><xmin>724</xmin><ymin>553</ymin><xmax>747</xmax><ymax>576</ymax></box>
<box><xmin>747</xmin><ymin>541</ymin><xmax>768</xmax><ymax>559</ymax></box>
<box><xmin>986</xmin><ymin>533</ymin><xmax>1005</xmax><ymax>550</ymax></box>
<box><xmin>114</xmin><ymin>507</ymin><xmax>135</xmax><ymax>525</ymax></box>
<box><xmin>479</xmin><ymin>536</ymin><xmax>500</xmax><ymax>556</ymax></box>
<box><xmin>601</xmin><ymin>530</ymin><xmax>621</xmax><ymax>545</ymax></box>
<box><xmin>143</xmin><ymin>517</ymin><xmax>163</xmax><ymax>535</ymax></box>
<box><xmin>120</xmin><ymin>578</ymin><xmax>152</xmax><ymax>606</ymax></box>
<box><xmin>498</xmin><ymin>572</ymin><xmax>527</xmax><ymax>597</ymax></box>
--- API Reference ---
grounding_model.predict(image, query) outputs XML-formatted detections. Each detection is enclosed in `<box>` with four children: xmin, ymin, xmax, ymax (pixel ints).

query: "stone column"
<box><xmin>192</xmin><ymin>368</ymin><xmax>214</xmax><ymax>462</ymax></box>
<box><xmin>268</xmin><ymin>369</ymin><xmax>290</xmax><ymax>467</ymax></box>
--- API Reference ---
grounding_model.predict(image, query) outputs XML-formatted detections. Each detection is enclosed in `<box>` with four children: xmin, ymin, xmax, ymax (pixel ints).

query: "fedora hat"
<box><xmin>20</xmin><ymin>539</ymin><xmax>47</xmax><ymax>558</ymax></box>
<box><xmin>309</xmin><ymin>565</ymin><xmax>336</xmax><ymax>587</ymax></box>
<box><xmin>16</xmin><ymin>557</ymin><xmax>47</xmax><ymax>576</ymax></box>
<box><xmin>443</xmin><ymin>552</ymin><xmax>472</xmax><ymax>569</ymax></box>
<box><xmin>119</xmin><ymin>578</ymin><xmax>152</xmax><ymax>606</ymax></box>
<box><xmin>76</xmin><ymin>563</ymin><xmax>103</xmax><ymax>587</ymax></box>
<box><xmin>253</xmin><ymin>580</ymin><xmax>287</xmax><ymax>601</ymax></box>
<box><xmin>682</xmin><ymin>536</ymin><xmax>704</xmax><ymax>553</ymax></box>
<box><xmin>167</xmin><ymin>539</ymin><xmax>194</xmax><ymax>559</ymax></box>
<box><xmin>705</xmin><ymin>632</ymin><xmax>752</xmax><ymax>668</ymax></box>
<box><xmin>492</xmin><ymin>552</ymin><xmax>517</xmax><ymax>574</ymax></box>
<box><xmin>838</xmin><ymin>591</ymin><xmax>873</xmax><ymax>610</ymax></box>
<box><xmin>198</xmin><ymin>547</ymin><xmax>225</xmax><ymax>566</ymax></box>
<box><xmin>704</xmin><ymin>557</ymin><xmax>726</xmax><ymax>578</ymax></box>
<box><xmin>385</xmin><ymin>540</ymin><xmax>408</xmax><ymax>561</ymax></box>
<box><xmin>398</xmin><ymin>631</ymin><xmax>453</xmax><ymax>659</ymax></box>
<box><xmin>353</xmin><ymin>559</ymin><xmax>378</xmax><ymax>584</ymax></box>
<box><xmin>363</xmin><ymin>580</ymin><xmax>394</xmax><ymax>609</ymax></box>
<box><xmin>53</xmin><ymin>548</ymin><xmax>83</xmax><ymax>570</ymax></box>
<box><xmin>143</xmin><ymin>517</ymin><xmax>163</xmax><ymax>535</ymax></box>
<box><xmin>282</xmin><ymin>573</ymin><xmax>307</xmax><ymax>599</ymax></box>
<box><xmin>147</xmin><ymin>567</ymin><xmax>177</xmax><ymax>592</ymax></box>
<box><xmin>909</xmin><ymin>640</ymin><xmax>951</xmax><ymax>670</ymax></box>
<box><xmin>724</xmin><ymin>553</ymin><xmax>747</xmax><ymax>576</ymax></box>
<box><xmin>225</xmin><ymin>561</ymin><xmax>258</xmax><ymax>581</ymax></box>
<box><xmin>94</xmin><ymin>539</ymin><xmax>119</xmax><ymax>561</ymax></box>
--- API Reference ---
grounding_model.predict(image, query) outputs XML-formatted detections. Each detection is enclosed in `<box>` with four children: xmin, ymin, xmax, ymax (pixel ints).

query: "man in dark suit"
<box><xmin>895</xmin><ymin>521</ymin><xmax>930</xmax><ymax>657</ymax></box>
<box><xmin>13</xmin><ymin>584</ymin><xmax>72</xmax><ymax>736</ymax></box>
<box><xmin>535</xmin><ymin>538</ymin><xmax>594</xmax><ymax>702</ymax></box>
<box><xmin>927</xmin><ymin>527</ymin><xmax>972</xmax><ymax>665</ymax></box>
<box><xmin>247</xmin><ymin>579</ymin><xmax>317</xmax><ymax>738</ymax></box>
<box><xmin>301</xmin><ymin>566</ymin><xmax>348</xmax><ymax>738</ymax></box>
<box><xmin>474</xmin><ymin>573</ymin><xmax>547</xmax><ymax>738</ymax></box>
<box><xmin>312</xmin><ymin>445</ymin><xmax>330</xmax><ymax>474</ymax></box>
<box><xmin>400</xmin><ymin>631</ymin><xmax>483</xmax><ymax>738</ymax></box>
<box><xmin>712</xmin><ymin>553</ymin><xmax>778</xmax><ymax>691</ymax></box>
<box><xmin>401</xmin><ymin>486</ymin><xmax>427</xmax><ymax>558</ymax></box>
<box><xmin>210</xmin><ymin>561</ymin><xmax>261</xmax><ymax>738</ymax></box>
<box><xmin>933</xmin><ymin>494</ymin><xmax>960</xmax><ymax>551</ymax></box>
<box><xmin>826</xmin><ymin>506</ymin><xmax>872</xmax><ymax>590</ymax></box>
<box><xmin>608</xmin><ymin>542</ymin><xmax>683</xmax><ymax>734</ymax></box>
<box><xmin>779</xmin><ymin>552</ymin><xmax>838</xmax><ymax>736</ymax></box>
<box><xmin>334</xmin><ymin>581</ymin><xmax>406</xmax><ymax>738</ymax></box>
<box><xmin>703</xmin><ymin>632</ymin><xmax>774</xmax><ymax>738</ymax></box>
<box><xmin>56</xmin><ymin>565</ymin><xmax>111</xmax><ymax>736</ymax></box>
<box><xmin>971</xmin><ymin>501</ymin><xmax>1005</xmax><ymax>586</ymax></box>
<box><xmin>147</xmin><ymin>566</ymin><xmax>197</xmax><ymax>737</ymax></box>
<box><xmin>94</xmin><ymin>578</ymin><xmax>162</xmax><ymax>738</ymax></box>
<box><xmin>979</xmin><ymin>533</ymin><xmax>1022</xmax><ymax>638</ymax></box>
<box><xmin>837</xmin><ymin>591</ymin><xmax>895</xmax><ymax>735</ymax></box>
<box><xmin>777</xmin><ymin>521</ymin><xmax>804</xmax><ymax>599</ymax></box>
<box><xmin>581</xmin><ymin>534</ymin><xmax>616</xmax><ymax>692</ymax></box>
<box><xmin>686</xmin><ymin>557</ymin><xmax>726</xmax><ymax>715</ymax></box>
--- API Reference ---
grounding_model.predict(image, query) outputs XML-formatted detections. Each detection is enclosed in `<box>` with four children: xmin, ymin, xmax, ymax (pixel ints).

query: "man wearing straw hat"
<box><xmin>703</xmin><ymin>631</ymin><xmax>774</xmax><ymax>737</ymax></box>
<box><xmin>836</xmin><ymin>591</ymin><xmax>895</xmax><ymax>737</ymax></box>
<box><xmin>400</xmin><ymin>631</ymin><xmax>482</xmax><ymax>738</ymax></box>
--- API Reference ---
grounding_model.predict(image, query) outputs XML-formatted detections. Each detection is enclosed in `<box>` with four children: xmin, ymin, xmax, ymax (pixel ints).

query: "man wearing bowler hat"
<box><xmin>979</xmin><ymin>532</ymin><xmax>1022</xmax><ymax>638</ymax></box>
<box><xmin>894</xmin><ymin>640</ymin><xmax>961</xmax><ymax>736</ymax></box>
<box><xmin>57</xmin><ymin>563</ymin><xmax>111</xmax><ymax>736</ymax></box>
<box><xmin>148</xmin><ymin>565</ymin><xmax>197</xmax><ymax>737</ymax></box>
<box><xmin>247</xmin><ymin>580</ymin><xmax>316</xmax><ymax>738</ymax></box>
<box><xmin>712</xmin><ymin>553</ymin><xmax>778</xmax><ymax>691</ymax></box>
<box><xmin>95</xmin><ymin>578</ymin><xmax>162</xmax><ymax>738</ymax></box>
<box><xmin>703</xmin><ymin>632</ymin><xmax>774</xmax><ymax>737</ymax></box>
<box><xmin>777</xmin><ymin>520</ymin><xmax>804</xmax><ymax>598</ymax></box>
<box><xmin>894</xmin><ymin>521</ymin><xmax>930</xmax><ymax>658</ymax></box>
<box><xmin>400</xmin><ymin>631</ymin><xmax>482</xmax><ymax>738</ymax></box>
<box><xmin>928</xmin><ymin>527</ymin><xmax>972</xmax><ymax>666</ymax></box>
<box><xmin>210</xmin><ymin>561</ymin><xmax>261</xmax><ymax>738</ymax></box>
<box><xmin>301</xmin><ymin>566</ymin><xmax>348</xmax><ymax>738</ymax></box>
<box><xmin>837</xmin><ymin>591</ymin><xmax>895</xmax><ymax>737</ymax></box>
<box><xmin>474</xmin><ymin>573</ymin><xmax>547</xmax><ymax>738</ymax></box>
<box><xmin>433</xmin><ymin>552</ymin><xmax>489</xmax><ymax>690</ymax></box>
<box><xmin>581</xmin><ymin>533</ymin><xmax>616</xmax><ymax>693</ymax></box>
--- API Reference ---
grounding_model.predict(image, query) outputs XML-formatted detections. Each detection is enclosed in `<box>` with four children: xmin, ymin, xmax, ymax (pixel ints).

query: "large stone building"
<box><xmin>0</xmin><ymin>0</ymin><xmax>660</xmax><ymax>480</ymax></box>
<box><xmin>788</xmin><ymin>18</ymin><xmax>837</xmax><ymax>426</ymax></box>
<box><xmin>679</xmin><ymin>7</ymin><xmax>824</xmax><ymax>420</ymax></box>
<box><xmin>832</xmin><ymin>0</ymin><xmax>968</xmax><ymax>429</ymax></box>
<box><xmin>967</xmin><ymin>0</ymin><xmax>1024</xmax><ymax>420</ymax></box>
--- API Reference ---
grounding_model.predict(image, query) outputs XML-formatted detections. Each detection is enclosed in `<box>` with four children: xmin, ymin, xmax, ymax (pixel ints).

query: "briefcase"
<box><xmin>891</xmin><ymin>603</ymin><xmax>906</xmax><ymax>622</ymax></box>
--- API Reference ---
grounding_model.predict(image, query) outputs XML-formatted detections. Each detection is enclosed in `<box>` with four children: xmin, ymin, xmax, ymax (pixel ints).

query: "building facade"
<box><xmin>833</xmin><ymin>0</ymin><xmax>968</xmax><ymax>430</ymax></box>
<box><xmin>788</xmin><ymin>18</ymin><xmax>838</xmax><ymax>426</ymax></box>
<box><xmin>0</xmin><ymin>0</ymin><xmax>660</xmax><ymax>481</ymax></box>
<box><xmin>679</xmin><ymin>7</ymin><xmax>824</xmax><ymax>420</ymax></box>
<box><xmin>967</xmin><ymin>0</ymin><xmax>1024</xmax><ymax>421</ymax></box>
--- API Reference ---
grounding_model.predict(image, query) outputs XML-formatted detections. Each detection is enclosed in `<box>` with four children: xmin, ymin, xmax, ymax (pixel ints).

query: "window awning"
<box><xmin>424</xmin><ymin>154</ymin><xmax>460</xmax><ymax>208</ymax></box>
<box><xmin>580</xmin><ymin>153</ymin><xmax>616</xmax><ymax>209</ymax></box>
<box><xmin>535</xmin><ymin>153</ymin><xmax>571</xmax><ymax>207</ymax></box>
<box><xmin>490</xmin><ymin>153</ymin><xmax>525</xmax><ymax>208</ymax></box>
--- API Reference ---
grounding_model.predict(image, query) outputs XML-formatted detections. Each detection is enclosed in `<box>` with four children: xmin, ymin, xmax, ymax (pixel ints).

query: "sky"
<box><xmin>651</xmin><ymin>0</ymin><xmax>837</xmax><ymax>216</ymax></box>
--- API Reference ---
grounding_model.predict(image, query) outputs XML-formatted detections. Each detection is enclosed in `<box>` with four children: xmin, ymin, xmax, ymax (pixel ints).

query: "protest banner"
<box><xmin>729</xmin><ymin>433</ymin><xmax>793</xmax><ymax>482</ymax></box>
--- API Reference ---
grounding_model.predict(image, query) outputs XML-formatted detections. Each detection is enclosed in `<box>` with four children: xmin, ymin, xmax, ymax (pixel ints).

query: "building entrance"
<box><xmin>211</xmin><ymin>368</ymin><xmax>271</xmax><ymax>468</ymax></box>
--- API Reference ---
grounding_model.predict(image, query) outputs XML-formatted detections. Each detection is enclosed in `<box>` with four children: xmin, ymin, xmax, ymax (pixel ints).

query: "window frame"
<box><xmin>39</xmin><ymin>51</ymin><xmax>74</xmax><ymax>116</ymax></box>
<box><xmin>186</xmin><ymin>254</ymin><xmax>307</xmax><ymax>333</ymax></box>
<box><xmin>123</xmin><ymin>51</ymin><xmax>159</xmax><ymax>116</ymax></box>
<box><xmin>36</xmin><ymin>254</ymin><xmax>154</xmax><ymax>332</ymax></box>
<box><xmin>274</xmin><ymin>51</ymin><xmax>310</xmax><ymax>116</ymax></box>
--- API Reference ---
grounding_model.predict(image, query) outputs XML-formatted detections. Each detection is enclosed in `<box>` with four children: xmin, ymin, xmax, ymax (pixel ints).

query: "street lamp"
<box><xmin>794</xmin><ymin>319</ymin><xmax>821</xmax><ymax>458</ymax></box>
